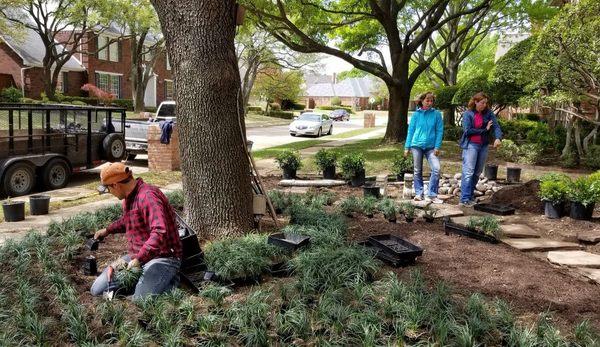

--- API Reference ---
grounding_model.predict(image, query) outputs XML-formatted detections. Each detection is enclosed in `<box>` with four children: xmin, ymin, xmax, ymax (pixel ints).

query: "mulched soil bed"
<box><xmin>489</xmin><ymin>179</ymin><xmax>543</xmax><ymax>213</ymax></box>
<box><xmin>73</xmin><ymin>176</ymin><xmax>599</xmax><ymax>333</ymax></box>
<box><xmin>348</xmin><ymin>216</ymin><xmax>600</xmax><ymax>331</ymax></box>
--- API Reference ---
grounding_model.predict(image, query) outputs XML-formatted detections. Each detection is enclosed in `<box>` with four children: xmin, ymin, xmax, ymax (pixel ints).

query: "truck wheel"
<box><xmin>42</xmin><ymin>158</ymin><xmax>71</xmax><ymax>190</ymax></box>
<box><xmin>3</xmin><ymin>162</ymin><xmax>35</xmax><ymax>197</ymax></box>
<box><xmin>102</xmin><ymin>133</ymin><xmax>126</xmax><ymax>161</ymax></box>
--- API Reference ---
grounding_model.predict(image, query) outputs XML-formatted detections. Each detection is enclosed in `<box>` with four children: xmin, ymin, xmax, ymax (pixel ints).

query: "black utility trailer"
<box><xmin>0</xmin><ymin>104</ymin><xmax>126</xmax><ymax>196</ymax></box>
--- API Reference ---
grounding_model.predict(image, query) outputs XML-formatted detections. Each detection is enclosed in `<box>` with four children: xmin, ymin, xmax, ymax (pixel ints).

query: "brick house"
<box><xmin>0</xmin><ymin>26</ymin><xmax>173</xmax><ymax>107</ymax></box>
<box><xmin>73</xmin><ymin>27</ymin><xmax>173</xmax><ymax>107</ymax></box>
<box><xmin>301</xmin><ymin>76</ymin><xmax>388</xmax><ymax>111</ymax></box>
<box><xmin>0</xmin><ymin>27</ymin><xmax>86</xmax><ymax>99</ymax></box>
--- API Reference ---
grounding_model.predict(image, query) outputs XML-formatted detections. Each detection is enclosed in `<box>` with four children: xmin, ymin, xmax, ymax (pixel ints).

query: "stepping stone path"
<box><xmin>577</xmin><ymin>268</ymin><xmax>600</xmax><ymax>284</ymax></box>
<box><xmin>577</xmin><ymin>231</ymin><xmax>600</xmax><ymax>244</ymax></box>
<box><xmin>502</xmin><ymin>238</ymin><xmax>583</xmax><ymax>252</ymax></box>
<box><xmin>501</xmin><ymin>224</ymin><xmax>540</xmax><ymax>239</ymax></box>
<box><xmin>547</xmin><ymin>251</ymin><xmax>600</xmax><ymax>268</ymax></box>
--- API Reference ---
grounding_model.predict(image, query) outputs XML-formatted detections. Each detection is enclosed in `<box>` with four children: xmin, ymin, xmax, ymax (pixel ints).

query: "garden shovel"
<box><xmin>103</xmin><ymin>266</ymin><xmax>117</xmax><ymax>301</ymax></box>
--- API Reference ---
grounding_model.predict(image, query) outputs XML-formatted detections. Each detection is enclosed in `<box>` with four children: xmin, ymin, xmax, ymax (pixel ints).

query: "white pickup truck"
<box><xmin>121</xmin><ymin>101</ymin><xmax>176</xmax><ymax>160</ymax></box>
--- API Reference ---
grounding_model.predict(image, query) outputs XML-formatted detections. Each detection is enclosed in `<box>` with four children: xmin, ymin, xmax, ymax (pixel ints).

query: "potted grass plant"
<box><xmin>360</xmin><ymin>196</ymin><xmax>378</xmax><ymax>218</ymax></box>
<box><xmin>340</xmin><ymin>153</ymin><xmax>366</xmax><ymax>187</ymax></box>
<box><xmin>392</xmin><ymin>153</ymin><xmax>413</xmax><ymax>181</ymax></box>
<box><xmin>422</xmin><ymin>205</ymin><xmax>438</xmax><ymax>223</ymax></box>
<box><xmin>275</xmin><ymin>150</ymin><xmax>302</xmax><ymax>179</ymax></box>
<box><xmin>2</xmin><ymin>196</ymin><xmax>25</xmax><ymax>222</ymax></box>
<box><xmin>378</xmin><ymin>198</ymin><xmax>397</xmax><ymax>222</ymax></box>
<box><xmin>339</xmin><ymin>196</ymin><xmax>361</xmax><ymax>217</ymax></box>
<box><xmin>400</xmin><ymin>202</ymin><xmax>416</xmax><ymax>223</ymax></box>
<box><xmin>315</xmin><ymin>149</ymin><xmax>338</xmax><ymax>179</ymax></box>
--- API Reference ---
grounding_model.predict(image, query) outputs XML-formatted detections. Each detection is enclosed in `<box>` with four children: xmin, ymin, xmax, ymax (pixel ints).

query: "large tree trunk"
<box><xmin>151</xmin><ymin>0</ymin><xmax>253</xmax><ymax>238</ymax></box>
<box><xmin>43</xmin><ymin>67</ymin><xmax>58</xmax><ymax>101</ymax></box>
<box><xmin>383</xmin><ymin>82</ymin><xmax>410</xmax><ymax>143</ymax></box>
<box><xmin>444</xmin><ymin>62</ymin><xmax>459</xmax><ymax>126</ymax></box>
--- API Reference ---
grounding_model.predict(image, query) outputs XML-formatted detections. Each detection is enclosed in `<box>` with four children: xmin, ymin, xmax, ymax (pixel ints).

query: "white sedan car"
<box><xmin>289</xmin><ymin>113</ymin><xmax>333</xmax><ymax>137</ymax></box>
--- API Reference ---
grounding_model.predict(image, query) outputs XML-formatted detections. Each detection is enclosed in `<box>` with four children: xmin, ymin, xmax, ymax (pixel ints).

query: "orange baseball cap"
<box><xmin>97</xmin><ymin>162</ymin><xmax>133</xmax><ymax>193</ymax></box>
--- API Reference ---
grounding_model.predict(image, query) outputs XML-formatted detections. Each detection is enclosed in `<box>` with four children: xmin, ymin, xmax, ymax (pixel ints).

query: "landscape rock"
<box><xmin>454</xmin><ymin>173</ymin><xmax>462</xmax><ymax>180</ymax></box>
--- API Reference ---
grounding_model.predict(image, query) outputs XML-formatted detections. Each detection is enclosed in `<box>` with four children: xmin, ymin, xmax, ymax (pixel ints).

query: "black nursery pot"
<box><xmin>405</xmin><ymin>216</ymin><xmax>414</xmax><ymax>223</ymax></box>
<box><xmin>396</xmin><ymin>171</ymin><xmax>409</xmax><ymax>182</ymax></box>
<box><xmin>570</xmin><ymin>201</ymin><xmax>595</xmax><ymax>221</ymax></box>
<box><xmin>424</xmin><ymin>216</ymin><xmax>435</xmax><ymax>223</ymax></box>
<box><xmin>506</xmin><ymin>167</ymin><xmax>521</xmax><ymax>183</ymax></box>
<box><xmin>363</xmin><ymin>184</ymin><xmax>381</xmax><ymax>199</ymax></box>
<box><xmin>282</xmin><ymin>167</ymin><xmax>296</xmax><ymax>179</ymax></box>
<box><xmin>83</xmin><ymin>255</ymin><xmax>97</xmax><ymax>276</ymax></box>
<box><xmin>323</xmin><ymin>166</ymin><xmax>336</xmax><ymax>179</ymax></box>
<box><xmin>543</xmin><ymin>200</ymin><xmax>564</xmax><ymax>219</ymax></box>
<box><xmin>484</xmin><ymin>164</ymin><xmax>498</xmax><ymax>180</ymax></box>
<box><xmin>350</xmin><ymin>169</ymin><xmax>366</xmax><ymax>187</ymax></box>
<box><xmin>2</xmin><ymin>201</ymin><xmax>25</xmax><ymax>222</ymax></box>
<box><xmin>29</xmin><ymin>195</ymin><xmax>50</xmax><ymax>215</ymax></box>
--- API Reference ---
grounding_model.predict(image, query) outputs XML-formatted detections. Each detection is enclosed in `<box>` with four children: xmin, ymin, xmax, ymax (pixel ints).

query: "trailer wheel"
<box><xmin>102</xmin><ymin>133</ymin><xmax>126</xmax><ymax>161</ymax></box>
<box><xmin>41</xmin><ymin>158</ymin><xmax>71</xmax><ymax>190</ymax></box>
<box><xmin>3</xmin><ymin>162</ymin><xmax>35</xmax><ymax>197</ymax></box>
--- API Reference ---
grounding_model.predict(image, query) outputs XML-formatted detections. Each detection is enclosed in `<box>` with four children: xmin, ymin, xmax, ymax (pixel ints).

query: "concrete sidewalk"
<box><xmin>0</xmin><ymin>183</ymin><xmax>183</xmax><ymax>246</ymax></box>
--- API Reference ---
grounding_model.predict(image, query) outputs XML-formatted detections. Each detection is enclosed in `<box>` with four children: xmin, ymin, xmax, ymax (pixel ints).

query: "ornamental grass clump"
<box><xmin>291</xmin><ymin>245</ymin><xmax>380</xmax><ymax>294</ymax></box>
<box><xmin>204</xmin><ymin>234</ymin><xmax>284</xmax><ymax>280</ymax></box>
<box><xmin>115</xmin><ymin>268</ymin><xmax>143</xmax><ymax>292</ymax></box>
<box><xmin>339</xmin><ymin>196</ymin><xmax>362</xmax><ymax>217</ymax></box>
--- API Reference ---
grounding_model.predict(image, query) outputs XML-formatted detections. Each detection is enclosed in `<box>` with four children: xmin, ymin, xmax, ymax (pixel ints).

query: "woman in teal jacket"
<box><xmin>403</xmin><ymin>92</ymin><xmax>444</xmax><ymax>203</ymax></box>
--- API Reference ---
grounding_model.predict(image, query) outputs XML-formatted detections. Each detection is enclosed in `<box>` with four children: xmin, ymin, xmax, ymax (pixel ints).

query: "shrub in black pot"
<box><xmin>538</xmin><ymin>174</ymin><xmax>570</xmax><ymax>219</ymax></box>
<box><xmin>275</xmin><ymin>150</ymin><xmax>302</xmax><ymax>179</ymax></box>
<box><xmin>315</xmin><ymin>149</ymin><xmax>338</xmax><ymax>179</ymax></box>
<box><xmin>567</xmin><ymin>177</ymin><xmax>598</xmax><ymax>220</ymax></box>
<box><xmin>340</xmin><ymin>153</ymin><xmax>366</xmax><ymax>187</ymax></box>
<box><xmin>29</xmin><ymin>194</ymin><xmax>50</xmax><ymax>215</ymax></box>
<box><xmin>392</xmin><ymin>153</ymin><xmax>413</xmax><ymax>181</ymax></box>
<box><xmin>2</xmin><ymin>198</ymin><xmax>25</xmax><ymax>222</ymax></box>
<box><xmin>423</xmin><ymin>206</ymin><xmax>438</xmax><ymax>223</ymax></box>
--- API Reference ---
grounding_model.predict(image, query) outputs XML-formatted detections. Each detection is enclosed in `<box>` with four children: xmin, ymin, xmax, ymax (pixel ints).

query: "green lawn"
<box><xmin>328</xmin><ymin>126</ymin><xmax>384</xmax><ymax>140</ymax></box>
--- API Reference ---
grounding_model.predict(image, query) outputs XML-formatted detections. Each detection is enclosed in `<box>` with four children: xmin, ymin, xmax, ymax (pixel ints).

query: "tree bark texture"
<box><xmin>151</xmin><ymin>0</ymin><xmax>253</xmax><ymax>238</ymax></box>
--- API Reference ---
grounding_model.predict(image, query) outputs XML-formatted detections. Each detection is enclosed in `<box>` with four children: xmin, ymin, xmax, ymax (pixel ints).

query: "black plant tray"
<box><xmin>474</xmin><ymin>203</ymin><xmax>515</xmax><ymax>216</ymax></box>
<box><xmin>358</xmin><ymin>241</ymin><xmax>418</xmax><ymax>267</ymax></box>
<box><xmin>444</xmin><ymin>221</ymin><xmax>499</xmax><ymax>244</ymax></box>
<box><xmin>268</xmin><ymin>233</ymin><xmax>310</xmax><ymax>251</ymax></box>
<box><xmin>180</xmin><ymin>271</ymin><xmax>218</xmax><ymax>293</ymax></box>
<box><xmin>367</xmin><ymin>234</ymin><xmax>423</xmax><ymax>259</ymax></box>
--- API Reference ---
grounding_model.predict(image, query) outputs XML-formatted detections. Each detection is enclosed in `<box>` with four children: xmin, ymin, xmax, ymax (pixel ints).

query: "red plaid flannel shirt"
<box><xmin>107</xmin><ymin>179</ymin><xmax>182</xmax><ymax>264</ymax></box>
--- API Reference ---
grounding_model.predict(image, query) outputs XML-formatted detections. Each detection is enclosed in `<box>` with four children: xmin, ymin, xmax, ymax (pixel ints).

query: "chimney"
<box><xmin>332</xmin><ymin>73</ymin><xmax>336</xmax><ymax>84</ymax></box>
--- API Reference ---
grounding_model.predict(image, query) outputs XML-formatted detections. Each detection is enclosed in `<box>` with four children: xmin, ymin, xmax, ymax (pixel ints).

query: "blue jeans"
<box><xmin>460</xmin><ymin>143</ymin><xmax>489</xmax><ymax>203</ymax></box>
<box><xmin>410</xmin><ymin>147</ymin><xmax>441</xmax><ymax>198</ymax></box>
<box><xmin>90</xmin><ymin>255</ymin><xmax>181</xmax><ymax>300</ymax></box>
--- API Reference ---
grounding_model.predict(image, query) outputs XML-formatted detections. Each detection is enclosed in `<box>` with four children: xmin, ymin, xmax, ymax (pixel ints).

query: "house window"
<box><xmin>97</xmin><ymin>35</ymin><xmax>119</xmax><ymax>62</ymax></box>
<box><xmin>95</xmin><ymin>73</ymin><xmax>122</xmax><ymax>98</ymax></box>
<box><xmin>165</xmin><ymin>80</ymin><xmax>174</xmax><ymax>100</ymax></box>
<box><xmin>166</xmin><ymin>54</ymin><xmax>171</xmax><ymax>70</ymax></box>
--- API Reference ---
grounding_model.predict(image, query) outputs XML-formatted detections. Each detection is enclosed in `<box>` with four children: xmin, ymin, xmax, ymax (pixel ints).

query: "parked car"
<box><xmin>116</xmin><ymin>101</ymin><xmax>176</xmax><ymax>160</ymax></box>
<box><xmin>289</xmin><ymin>113</ymin><xmax>333</xmax><ymax>137</ymax></box>
<box><xmin>330</xmin><ymin>109</ymin><xmax>350</xmax><ymax>121</ymax></box>
<box><xmin>0</xmin><ymin>104</ymin><xmax>126</xmax><ymax>196</ymax></box>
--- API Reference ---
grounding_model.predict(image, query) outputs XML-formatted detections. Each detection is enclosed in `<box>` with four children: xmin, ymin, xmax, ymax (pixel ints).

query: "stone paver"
<box><xmin>279</xmin><ymin>179</ymin><xmax>347</xmax><ymax>187</ymax></box>
<box><xmin>398</xmin><ymin>199</ymin><xmax>431</xmax><ymax>209</ymax></box>
<box><xmin>501</xmin><ymin>224</ymin><xmax>540</xmax><ymax>239</ymax></box>
<box><xmin>547</xmin><ymin>251</ymin><xmax>600</xmax><ymax>268</ymax></box>
<box><xmin>502</xmin><ymin>238</ymin><xmax>583</xmax><ymax>252</ymax></box>
<box><xmin>577</xmin><ymin>231</ymin><xmax>600</xmax><ymax>244</ymax></box>
<box><xmin>576</xmin><ymin>268</ymin><xmax>600</xmax><ymax>284</ymax></box>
